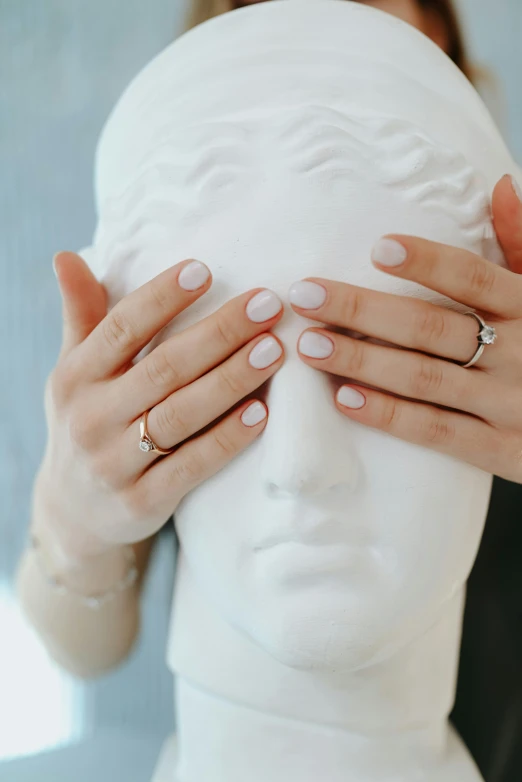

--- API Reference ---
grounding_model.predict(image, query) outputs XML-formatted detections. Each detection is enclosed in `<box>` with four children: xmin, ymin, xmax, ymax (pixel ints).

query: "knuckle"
<box><xmin>149</xmin><ymin>279</ymin><xmax>174</xmax><ymax>315</ymax></box>
<box><xmin>144</xmin><ymin>349</ymin><xmax>181</xmax><ymax>390</ymax></box>
<box><xmin>413</xmin><ymin>307</ymin><xmax>447</xmax><ymax>347</ymax></box>
<box><xmin>47</xmin><ymin>362</ymin><xmax>77</xmax><ymax>409</ymax></box>
<box><xmin>218</xmin><ymin>363</ymin><xmax>248</xmax><ymax>397</ymax></box>
<box><xmin>339</xmin><ymin>288</ymin><xmax>364</xmax><ymax>326</ymax></box>
<box><xmin>379</xmin><ymin>397</ymin><xmax>402</xmax><ymax>431</ymax></box>
<box><xmin>168</xmin><ymin>451</ymin><xmax>204</xmax><ymax>488</ymax></box>
<box><xmin>214</xmin><ymin>314</ymin><xmax>240</xmax><ymax>351</ymax></box>
<box><xmin>68</xmin><ymin>408</ymin><xmax>99</xmax><ymax>451</ymax></box>
<box><xmin>410</xmin><ymin>358</ymin><xmax>444</xmax><ymax>398</ymax></box>
<box><xmin>464</xmin><ymin>260</ymin><xmax>496</xmax><ymax>298</ymax></box>
<box><xmin>102</xmin><ymin>310</ymin><xmax>137</xmax><ymax>351</ymax></box>
<box><xmin>213</xmin><ymin>427</ymin><xmax>239</xmax><ymax>460</ymax></box>
<box><xmin>421</xmin><ymin>412</ymin><xmax>456</xmax><ymax>446</ymax></box>
<box><xmin>154</xmin><ymin>397</ymin><xmax>189</xmax><ymax>442</ymax></box>
<box><xmin>344</xmin><ymin>339</ymin><xmax>366</xmax><ymax>376</ymax></box>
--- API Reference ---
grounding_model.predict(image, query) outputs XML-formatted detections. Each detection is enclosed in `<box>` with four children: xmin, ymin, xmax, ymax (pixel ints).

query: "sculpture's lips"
<box><xmin>254</xmin><ymin>537</ymin><xmax>367</xmax><ymax>554</ymax></box>
<box><xmin>253</xmin><ymin>518</ymin><xmax>374</xmax><ymax>551</ymax></box>
<box><xmin>253</xmin><ymin>533</ymin><xmax>346</xmax><ymax>551</ymax></box>
<box><xmin>252</xmin><ymin>540</ymin><xmax>369</xmax><ymax>582</ymax></box>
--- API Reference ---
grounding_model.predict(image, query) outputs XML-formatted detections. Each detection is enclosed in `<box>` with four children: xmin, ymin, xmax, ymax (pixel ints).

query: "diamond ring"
<box><xmin>461</xmin><ymin>311</ymin><xmax>497</xmax><ymax>369</ymax></box>
<box><xmin>139</xmin><ymin>409</ymin><xmax>176</xmax><ymax>455</ymax></box>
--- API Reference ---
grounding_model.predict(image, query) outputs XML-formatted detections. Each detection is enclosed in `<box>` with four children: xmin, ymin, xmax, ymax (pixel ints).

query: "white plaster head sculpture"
<box><xmin>86</xmin><ymin>2</ymin><xmax>520</xmax><ymax>779</ymax></box>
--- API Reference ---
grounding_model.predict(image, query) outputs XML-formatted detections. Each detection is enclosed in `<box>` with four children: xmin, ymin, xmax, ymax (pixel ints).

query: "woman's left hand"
<box><xmin>290</xmin><ymin>174</ymin><xmax>522</xmax><ymax>484</ymax></box>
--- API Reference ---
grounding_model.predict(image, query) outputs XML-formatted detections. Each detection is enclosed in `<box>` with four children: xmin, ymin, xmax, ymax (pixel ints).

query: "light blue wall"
<box><xmin>1</xmin><ymin>0</ymin><xmax>520</xmax><ymax>767</ymax></box>
<box><xmin>1</xmin><ymin>0</ymin><xmax>189</xmax><ymax>762</ymax></box>
<box><xmin>457</xmin><ymin>0</ymin><xmax>522</xmax><ymax>160</ymax></box>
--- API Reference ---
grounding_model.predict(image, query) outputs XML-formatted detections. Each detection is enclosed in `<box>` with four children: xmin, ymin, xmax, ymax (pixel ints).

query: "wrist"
<box><xmin>29</xmin><ymin>533</ymin><xmax>134</xmax><ymax>597</ymax></box>
<box><xmin>31</xmin><ymin>470</ymin><xmax>119</xmax><ymax>572</ymax></box>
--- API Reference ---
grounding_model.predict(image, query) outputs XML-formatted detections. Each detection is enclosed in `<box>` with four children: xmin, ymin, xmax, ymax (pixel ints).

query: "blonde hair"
<box><xmin>184</xmin><ymin>0</ymin><xmax>472</xmax><ymax>80</ymax></box>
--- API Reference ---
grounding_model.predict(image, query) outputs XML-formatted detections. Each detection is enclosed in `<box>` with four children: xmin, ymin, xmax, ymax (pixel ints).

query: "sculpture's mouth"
<box><xmin>253</xmin><ymin>529</ymin><xmax>343</xmax><ymax>551</ymax></box>
<box><xmin>252</xmin><ymin>540</ymin><xmax>371</xmax><ymax>584</ymax></box>
<box><xmin>253</xmin><ymin>510</ymin><xmax>374</xmax><ymax>552</ymax></box>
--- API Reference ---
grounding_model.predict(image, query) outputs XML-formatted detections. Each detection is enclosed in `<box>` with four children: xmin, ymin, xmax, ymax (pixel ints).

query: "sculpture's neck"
<box><xmin>169</xmin><ymin>557</ymin><xmax>482</xmax><ymax>782</ymax></box>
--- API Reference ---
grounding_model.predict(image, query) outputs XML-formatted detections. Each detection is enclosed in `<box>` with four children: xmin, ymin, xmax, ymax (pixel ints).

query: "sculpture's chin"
<box><xmin>242</xmin><ymin>599</ymin><xmax>384</xmax><ymax>673</ymax></box>
<box><xmin>252</xmin><ymin>627</ymin><xmax>379</xmax><ymax>674</ymax></box>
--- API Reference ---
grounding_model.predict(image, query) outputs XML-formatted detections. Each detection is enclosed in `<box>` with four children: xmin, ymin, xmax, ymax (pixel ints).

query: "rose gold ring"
<box><xmin>139</xmin><ymin>410</ymin><xmax>175</xmax><ymax>455</ymax></box>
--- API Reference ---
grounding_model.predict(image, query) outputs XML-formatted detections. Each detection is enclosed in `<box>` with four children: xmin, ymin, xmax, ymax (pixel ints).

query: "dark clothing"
<box><xmin>452</xmin><ymin>477</ymin><xmax>522</xmax><ymax>781</ymax></box>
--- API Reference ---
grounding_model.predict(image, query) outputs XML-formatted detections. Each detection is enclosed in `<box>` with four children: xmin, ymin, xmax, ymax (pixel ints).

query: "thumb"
<box><xmin>53</xmin><ymin>250</ymin><xmax>108</xmax><ymax>354</ymax></box>
<box><xmin>492</xmin><ymin>174</ymin><xmax>522</xmax><ymax>273</ymax></box>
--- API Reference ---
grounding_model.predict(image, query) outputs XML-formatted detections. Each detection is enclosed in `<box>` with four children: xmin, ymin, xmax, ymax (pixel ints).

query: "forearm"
<box><xmin>15</xmin><ymin>506</ymin><xmax>141</xmax><ymax>680</ymax></box>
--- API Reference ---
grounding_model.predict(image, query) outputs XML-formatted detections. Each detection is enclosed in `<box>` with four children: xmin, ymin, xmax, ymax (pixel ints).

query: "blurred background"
<box><xmin>1</xmin><ymin>0</ymin><xmax>521</xmax><ymax>780</ymax></box>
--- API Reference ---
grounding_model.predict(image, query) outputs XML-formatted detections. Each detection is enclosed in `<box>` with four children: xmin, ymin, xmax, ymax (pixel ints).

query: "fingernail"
<box><xmin>289</xmin><ymin>280</ymin><xmax>327</xmax><ymax>310</ymax></box>
<box><xmin>246</xmin><ymin>289</ymin><xmax>283</xmax><ymax>323</ymax></box>
<box><xmin>249</xmin><ymin>336</ymin><xmax>283</xmax><ymax>369</ymax></box>
<box><xmin>298</xmin><ymin>331</ymin><xmax>334</xmax><ymax>359</ymax></box>
<box><xmin>241</xmin><ymin>401</ymin><xmax>267</xmax><ymax>427</ymax></box>
<box><xmin>372</xmin><ymin>238</ymin><xmax>408</xmax><ymax>267</ymax></box>
<box><xmin>337</xmin><ymin>386</ymin><xmax>366</xmax><ymax>409</ymax></box>
<box><xmin>178</xmin><ymin>260</ymin><xmax>210</xmax><ymax>291</ymax></box>
<box><xmin>511</xmin><ymin>175</ymin><xmax>522</xmax><ymax>203</ymax></box>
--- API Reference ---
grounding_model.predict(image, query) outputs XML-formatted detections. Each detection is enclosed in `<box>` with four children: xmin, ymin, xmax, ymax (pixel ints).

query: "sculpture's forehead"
<box><xmin>95</xmin><ymin>107</ymin><xmax>495</xmax><ymax>303</ymax></box>
<box><xmin>99</xmin><ymin>178</ymin><xmax>478</xmax><ymax>350</ymax></box>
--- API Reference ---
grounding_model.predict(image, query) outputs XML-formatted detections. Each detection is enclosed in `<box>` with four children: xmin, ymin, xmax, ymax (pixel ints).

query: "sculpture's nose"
<box><xmin>259</xmin><ymin>359</ymin><xmax>359</xmax><ymax>499</ymax></box>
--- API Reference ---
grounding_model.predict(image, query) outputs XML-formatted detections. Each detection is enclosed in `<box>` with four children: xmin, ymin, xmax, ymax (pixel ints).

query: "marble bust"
<box><xmin>82</xmin><ymin>1</ymin><xmax>519</xmax><ymax>780</ymax></box>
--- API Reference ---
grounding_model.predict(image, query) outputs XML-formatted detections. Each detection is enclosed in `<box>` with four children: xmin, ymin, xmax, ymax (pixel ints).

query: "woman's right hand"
<box><xmin>33</xmin><ymin>252</ymin><xmax>285</xmax><ymax>566</ymax></box>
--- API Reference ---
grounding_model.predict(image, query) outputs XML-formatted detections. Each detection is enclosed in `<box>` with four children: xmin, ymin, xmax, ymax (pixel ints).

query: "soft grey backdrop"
<box><xmin>0</xmin><ymin>0</ymin><xmax>520</xmax><ymax>775</ymax></box>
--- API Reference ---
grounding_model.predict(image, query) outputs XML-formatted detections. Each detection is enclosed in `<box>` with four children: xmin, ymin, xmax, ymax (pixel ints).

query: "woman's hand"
<box><xmin>35</xmin><ymin>254</ymin><xmax>285</xmax><ymax>564</ymax></box>
<box><xmin>290</xmin><ymin>174</ymin><xmax>522</xmax><ymax>484</ymax></box>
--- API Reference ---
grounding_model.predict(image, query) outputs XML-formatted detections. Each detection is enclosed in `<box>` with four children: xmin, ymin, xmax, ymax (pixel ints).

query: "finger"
<box><xmin>289</xmin><ymin>278</ymin><xmax>487</xmax><ymax>366</ymax></box>
<box><xmin>75</xmin><ymin>259</ymin><xmax>212</xmax><ymax>381</ymax></box>
<box><xmin>131</xmin><ymin>399</ymin><xmax>269</xmax><ymax>518</ymax></box>
<box><xmin>370</xmin><ymin>235</ymin><xmax>522</xmax><ymax>318</ymax></box>
<box><xmin>117</xmin><ymin>334</ymin><xmax>283</xmax><ymax>478</ymax></box>
<box><xmin>53</xmin><ymin>251</ymin><xmax>108</xmax><ymax>354</ymax></box>
<box><xmin>297</xmin><ymin>329</ymin><xmax>519</xmax><ymax>425</ymax></box>
<box><xmin>492</xmin><ymin>174</ymin><xmax>522</xmax><ymax>273</ymax></box>
<box><xmin>333</xmin><ymin>384</ymin><xmax>516</xmax><ymax>480</ymax></box>
<box><xmin>116</xmin><ymin>287</ymin><xmax>283</xmax><ymax>420</ymax></box>
<box><xmin>144</xmin><ymin>334</ymin><xmax>282</xmax><ymax>450</ymax></box>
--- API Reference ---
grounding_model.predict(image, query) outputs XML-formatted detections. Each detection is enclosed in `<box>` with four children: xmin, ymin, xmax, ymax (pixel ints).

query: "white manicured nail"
<box><xmin>178</xmin><ymin>261</ymin><xmax>210</xmax><ymax>291</ymax></box>
<box><xmin>511</xmin><ymin>176</ymin><xmax>522</xmax><ymax>203</ymax></box>
<box><xmin>241</xmin><ymin>401</ymin><xmax>267</xmax><ymax>427</ymax></box>
<box><xmin>337</xmin><ymin>386</ymin><xmax>366</xmax><ymax>409</ymax></box>
<box><xmin>249</xmin><ymin>336</ymin><xmax>283</xmax><ymax>369</ymax></box>
<box><xmin>299</xmin><ymin>331</ymin><xmax>334</xmax><ymax>359</ymax></box>
<box><xmin>372</xmin><ymin>238</ymin><xmax>407</xmax><ymax>267</ymax></box>
<box><xmin>289</xmin><ymin>280</ymin><xmax>327</xmax><ymax>310</ymax></box>
<box><xmin>246</xmin><ymin>290</ymin><xmax>283</xmax><ymax>323</ymax></box>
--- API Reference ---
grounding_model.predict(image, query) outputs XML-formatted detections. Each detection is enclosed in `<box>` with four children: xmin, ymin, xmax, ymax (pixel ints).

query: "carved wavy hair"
<box><xmin>184</xmin><ymin>0</ymin><xmax>473</xmax><ymax>81</ymax></box>
<box><xmin>95</xmin><ymin>109</ymin><xmax>495</xmax><ymax>278</ymax></box>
